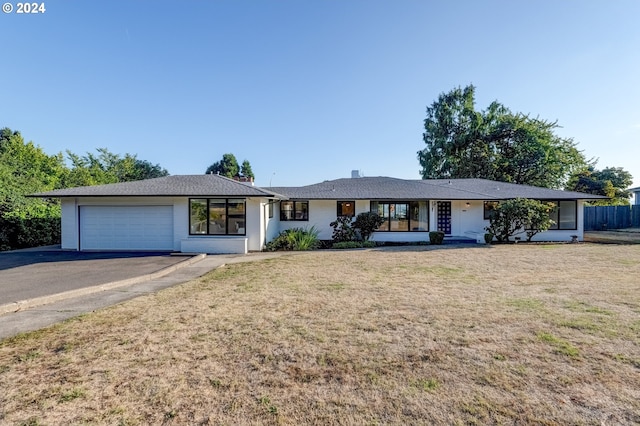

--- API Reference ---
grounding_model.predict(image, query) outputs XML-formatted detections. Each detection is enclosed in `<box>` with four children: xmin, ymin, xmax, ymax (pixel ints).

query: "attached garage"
<box><xmin>79</xmin><ymin>206</ymin><xmax>174</xmax><ymax>251</ymax></box>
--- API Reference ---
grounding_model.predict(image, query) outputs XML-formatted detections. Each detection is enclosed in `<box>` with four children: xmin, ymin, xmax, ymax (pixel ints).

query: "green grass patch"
<box><xmin>412</xmin><ymin>378</ymin><xmax>440</xmax><ymax>392</ymax></box>
<box><xmin>59</xmin><ymin>387</ymin><xmax>86</xmax><ymax>403</ymax></box>
<box><xmin>564</xmin><ymin>301</ymin><xmax>613</xmax><ymax>316</ymax></box>
<box><xmin>537</xmin><ymin>332</ymin><xmax>580</xmax><ymax>357</ymax></box>
<box><xmin>506</xmin><ymin>298</ymin><xmax>545</xmax><ymax>311</ymax></box>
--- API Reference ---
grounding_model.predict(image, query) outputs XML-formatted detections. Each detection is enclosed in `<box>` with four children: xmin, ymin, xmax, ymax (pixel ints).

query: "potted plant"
<box><xmin>429</xmin><ymin>231</ymin><xmax>445</xmax><ymax>245</ymax></box>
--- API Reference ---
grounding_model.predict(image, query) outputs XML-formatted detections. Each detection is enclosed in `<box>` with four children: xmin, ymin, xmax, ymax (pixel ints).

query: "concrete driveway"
<box><xmin>0</xmin><ymin>249</ymin><xmax>188</xmax><ymax>305</ymax></box>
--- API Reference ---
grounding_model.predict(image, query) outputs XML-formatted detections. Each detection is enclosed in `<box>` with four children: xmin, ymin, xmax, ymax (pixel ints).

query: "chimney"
<box><xmin>232</xmin><ymin>176</ymin><xmax>254</xmax><ymax>186</ymax></box>
<box><xmin>351</xmin><ymin>170</ymin><xmax>362</xmax><ymax>179</ymax></box>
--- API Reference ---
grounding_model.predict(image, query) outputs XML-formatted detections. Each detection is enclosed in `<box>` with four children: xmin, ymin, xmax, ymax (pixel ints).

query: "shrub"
<box><xmin>429</xmin><ymin>231</ymin><xmax>445</xmax><ymax>245</ymax></box>
<box><xmin>266</xmin><ymin>227</ymin><xmax>320</xmax><ymax>251</ymax></box>
<box><xmin>353</xmin><ymin>212</ymin><xmax>384</xmax><ymax>241</ymax></box>
<box><xmin>332</xmin><ymin>241</ymin><xmax>376</xmax><ymax>249</ymax></box>
<box><xmin>485</xmin><ymin>198</ymin><xmax>555</xmax><ymax>242</ymax></box>
<box><xmin>329</xmin><ymin>216</ymin><xmax>356</xmax><ymax>243</ymax></box>
<box><xmin>0</xmin><ymin>214</ymin><xmax>61</xmax><ymax>251</ymax></box>
<box><xmin>484</xmin><ymin>233</ymin><xmax>494</xmax><ymax>244</ymax></box>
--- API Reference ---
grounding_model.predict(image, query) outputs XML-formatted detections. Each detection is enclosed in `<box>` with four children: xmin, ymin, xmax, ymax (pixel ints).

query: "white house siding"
<box><xmin>265</xmin><ymin>201</ymin><xmax>281</xmax><ymax>243</ymax></box>
<box><xmin>61</xmin><ymin>196</ymin><xmax>267</xmax><ymax>254</ymax></box>
<box><xmin>60</xmin><ymin>199</ymin><xmax>79</xmax><ymax>250</ymax></box>
<box><xmin>179</xmin><ymin>197</ymin><xmax>265</xmax><ymax>254</ymax></box>
<box><xmin>277</xmin><ymin>200</ymin><xmax>337</xmax><ymax>240</ymax></box>
<box><xmin>273</xmin><ymin>199</ymin><xmax>586</xmax><ymax>244</ymax></box>
<box><xmin>480</xmin><ymin>199</ymin><xmax>586</xmax><ymax>242</ymax></box>
<box><xmin>246</xmin><ymin>198</ymin><xmax>262</xmax><ymax>252</ymax></box>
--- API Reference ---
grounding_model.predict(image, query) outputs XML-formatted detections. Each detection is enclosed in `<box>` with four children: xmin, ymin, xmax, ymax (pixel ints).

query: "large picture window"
<box><xmin>547</xmin><ymin>200</ymin><xmax>577</xmax><ymax>230</ymax></box>
<box><xmin>189</xmin><ymin>198</ymin><xmax>246</xmax><ymax>235</ymax></box>
<box><xmin>370</xmin><ymin>201</ymin><xmax>428</xmax><ymax>232</ymax></box>
<box><xmin>280</xmin><ymin>201</ymin><xmax>309</xmax><ymax>221</ymax></box>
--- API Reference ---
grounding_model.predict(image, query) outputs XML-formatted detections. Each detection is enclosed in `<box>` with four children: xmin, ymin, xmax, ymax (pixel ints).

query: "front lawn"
<box><xmin>1</xmin><ymin>244</ymin><xmax>639</xmax><ymax>424</ymax></box>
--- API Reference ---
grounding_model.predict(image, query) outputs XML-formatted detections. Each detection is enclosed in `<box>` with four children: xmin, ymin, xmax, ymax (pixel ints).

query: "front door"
<box><xmin>437</xmin><ymin>201</ymin><xmax>452</xmax><ymax>235</ymax></box>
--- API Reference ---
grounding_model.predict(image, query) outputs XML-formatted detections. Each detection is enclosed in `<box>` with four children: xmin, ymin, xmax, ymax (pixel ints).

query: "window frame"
<box><xmin>370</xmin><ymin>201</ymin><xmax>429</xmax><ymax>232</ymax></box>
<box><xmin>337</xmin><ymin>200</ymin><xmax>356</xmax><ymax>218</ymax></box>
<box><xmin>280</xmin><ymin>200</ymin><xmax>309</xmax><ymax>221</ymax></box>
<box><xmin>484</xmin><ymin>201</ymin><xmax>499</xmax><ymax>220</ymax></box>
<box><xmin>545</xmin><ymin>200</ymin><xmax>577</xmax><ymax>230</ymax></box>
<box><xmin>189</xmin><ymin>198</ymin><xmax>246</xmax><ymax>236</ymax></box>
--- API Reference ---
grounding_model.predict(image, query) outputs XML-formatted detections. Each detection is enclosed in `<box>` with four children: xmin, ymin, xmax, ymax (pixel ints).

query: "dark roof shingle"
<box><xmin>271</xmin><ymin>177</ymin><xmax>606</xmax><ymax>200</ymax></box>
<box><xmin>32</xmin><ymin>175</ymin><xmax>285</xmax><ymax>198</ymax></box>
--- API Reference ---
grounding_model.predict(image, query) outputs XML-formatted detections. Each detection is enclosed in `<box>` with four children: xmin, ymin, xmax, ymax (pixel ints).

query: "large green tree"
<box><xmin>62</xmin><ymin>148</ymin><xmax>168</xmax><ymax>188</ymax></box>
<box><xmin>566</xmin><ymin>166</ymin><xmax>633</xmax><ymax>205</ymax></box>
<box><xmin>0</xmin><ymin>128</ymin><xmax>65</xmax><ymax>250</ymax></box>
<box><xmin>418</xmin><ymin>85</ymin><xmax>587</xmax><ymax>188</ymax></box>
<box><xmin>206</xmin><ymin>154</ymin><xmax>255</xmax><ymax>179</ymax></box>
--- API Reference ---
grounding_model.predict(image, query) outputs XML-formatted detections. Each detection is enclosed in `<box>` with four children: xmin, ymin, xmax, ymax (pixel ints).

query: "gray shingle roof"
<box><xmin>271</xmin><ymin>177</ymin><xmax>607</xmax><ymax>200</ymax></box>
<box><xmin>32</xmin><ymin>175</ymin><xmax>286</xmax><ymax>198</ymax></box>
<box><xmin>32</xmin><ymin>175</ymin><xmax>606</xmax><ymax>201</ymax></box>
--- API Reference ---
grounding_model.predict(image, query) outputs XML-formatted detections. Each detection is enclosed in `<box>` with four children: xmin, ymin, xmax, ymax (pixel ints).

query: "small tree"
<box><xmin>240</xmin><ymin>160</ymin><xmax>255</xmax><ymax>180</ymax></box>
<box><xmin>206</xmin><ymin>153</ymin><xmax>239</xmax><ymax>177</ymax></box>
<box><xmin>485</xmin><ymin>198</ymin><xmax>555</xmax><ymax>242</ymax></box>
<box><xmin>353</xmin><ymin>211</ymin><xmax>384</xmax><ymax>241</ymax></box>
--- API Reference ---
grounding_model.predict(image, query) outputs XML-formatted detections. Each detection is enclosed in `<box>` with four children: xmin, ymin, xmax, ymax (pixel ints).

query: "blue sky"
<box><xmin>2</xmin><ymin>1</ymin><xmax>639</xmax><ymax>188</ymax></box>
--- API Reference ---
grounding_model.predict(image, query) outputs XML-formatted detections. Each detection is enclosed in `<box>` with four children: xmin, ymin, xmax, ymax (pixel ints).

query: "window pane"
<box><xmin>268</xmin><ymin>201</ymin><xmax>274</xmax><ymax>218</ymax></box>
<box><xmin>280</xmin><ymin>201</ymin><xmax>294</xmax><ymax>221</ymax></box>
<box><xmin>548</xmin><ymin>201</ymin><xmax>559</xmax><ymax>230</ymax></box>
<box><xmin>484</xmin><ymin>201</ymin><xmax>498</xmax><ymax>220</ymax></box>
<box><xmin>209</xmin><ymin>201</ymin><xmax>226</xmax><ymax>234</ymax></box>
<box><xmin>376</xmin><ymin>202</ymin><xmax>389</xmax><ymax>231</ymax></box>
<box><xmin>190</xmin><ymin>199</ymin><xmax>207</xmax><ymax>234</ymax></box>
<box><xmin>228</xmin><ymin>217</ymin><xmax>245</xmax><ymax>234</ymax></box>
<box><xmin>559</xmin><ymin>201</ymin><xmax>576</xmax><ymax>229</ymax></box>
<box><xmin>390</xmin><ymin>203</ymin><xmax>409</xmax><ymax>231</ymax></box>
<box><xmin>410</xmin><ymin>201</ymin><xmax>428</xmax><ymax>231</ymax></box>
<box><xmin>338</xmin><ymin>201</ymin><xmax>355</xmax><ymax>217</ymax></box>
<box><xmin>295</xmin><ymin>202</ymin><xmax>309</xmax><ymax>220</ymax></box>
<box><xmin>228</xmin><ymin>199</ymin><xmax>245</xmax><ymax>215</ymax></box>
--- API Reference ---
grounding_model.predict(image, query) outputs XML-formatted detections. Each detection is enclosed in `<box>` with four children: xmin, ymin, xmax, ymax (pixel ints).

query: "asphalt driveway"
<box><xmin>0</xmin><ymin>248</ymin><xmax>186</xmax><ymax>304</ymax></box>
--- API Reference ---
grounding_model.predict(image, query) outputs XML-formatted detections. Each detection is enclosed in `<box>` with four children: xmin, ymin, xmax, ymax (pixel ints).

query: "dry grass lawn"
<box><xmin>1</xmin><ymin>244</ymin><xmax>639</xmax><ymax>425</ymax></box>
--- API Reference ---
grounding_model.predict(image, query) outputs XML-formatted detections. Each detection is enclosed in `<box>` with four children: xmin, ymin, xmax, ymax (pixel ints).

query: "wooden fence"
<box><xmin>584</xmin><ymin>205</ymin><xmax>640</xmax><ymax>231</ymax></box>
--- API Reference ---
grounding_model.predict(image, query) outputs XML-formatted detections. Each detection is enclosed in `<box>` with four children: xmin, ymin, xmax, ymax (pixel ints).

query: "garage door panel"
<box><xmin>80</xmin><ymin>206</ymin><xmax>173</xmax><ymax>251</ymax></box>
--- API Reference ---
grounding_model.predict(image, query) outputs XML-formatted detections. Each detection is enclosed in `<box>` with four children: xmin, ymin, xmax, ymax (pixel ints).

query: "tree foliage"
<box><xmin>0</xmin><ymin>128</ymin><xmax>65</xmax><ymax>250</ymax></box>
<box><xmin>418</xmin><ymin>85</ymin><xmax>587</xmax><ymax>188</ymax></box>
<box><xmin>484</xmin><ymin>198</ymin><xmax>555</xmax><ymax>242</ymax></box>
<box><xmin>241</xmin><ymin>160</ymin><xmax>255</xmax><ymax>179</ymax></box>
<box><xmin>566</xmin><ymin>166</ymin><xmax>633</xmax><ymax>205</ymax></box>
<box><xmin>62</xmin><ymin>148</ymin><xmax>168</xmax><ymax>188</ymax></box>
<box><xmin>0</xmin><ymin>128</ymin><xmax>170</xmax><ymax>251</ymax></box>
<box><xmin>329</xmin><ymin>216</ymin><xmax>357</xmax><ymax>243</ymax></box>
<box><xmin>206</xmin><ymin>153</ymin><xmax>255</xmax><ymax>179</ymax></box>
<box><xmin>206</xmin><ymin>153</ymin><xmax>239</xmax><ymax>177</ymax></box>
<box><xmin>353</xmin><ymin>211</ymin><xmax>385</xmax><ymax>241</ymax></box>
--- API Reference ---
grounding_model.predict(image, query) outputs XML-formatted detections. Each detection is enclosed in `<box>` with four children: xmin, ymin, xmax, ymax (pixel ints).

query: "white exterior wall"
<box><xmin>60</xmin><ymin>198</ymin><xmax>79</xmax><ymax>250</ymax></box>
<box><xmin>277</xmin><ymin>200</ymin><xmax>335</xmax><ymax>240</ymax></box>
<box><xmin>265</xmin><ymin>201</ymin><xmax>281</xmax><ymax>243</ymax></box>
<box><xmin>60</xmin><ymin>196</ymin><xmax>271</xmax><ymax>254</ymax></box>
<box><xmin>272</xmin><ymin>199</ymin><xmax>587</xmax><ymax>244</ymax></box>
<box><xmin>246</xmin><ymin>198</ymin><xmax>262</xmax><ymax>252</ymax></box>
<box><xmin>480</xmin><ymin>199</ymin><xmax>586</xmax><ymax>242</ymax></box>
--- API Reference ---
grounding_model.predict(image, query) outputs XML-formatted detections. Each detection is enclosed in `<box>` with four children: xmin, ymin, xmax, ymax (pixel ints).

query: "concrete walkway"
<box><xmin>0</xmin><ymin>252</ymin><xmax>286</xmax><ymax>340</ymax></box>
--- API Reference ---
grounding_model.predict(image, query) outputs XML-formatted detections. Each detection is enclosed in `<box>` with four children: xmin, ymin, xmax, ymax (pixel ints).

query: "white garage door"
<box><xmin>80</xmin><ymin>206</ymin><xmax>174</xmax><ymax>251</ymax></box>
